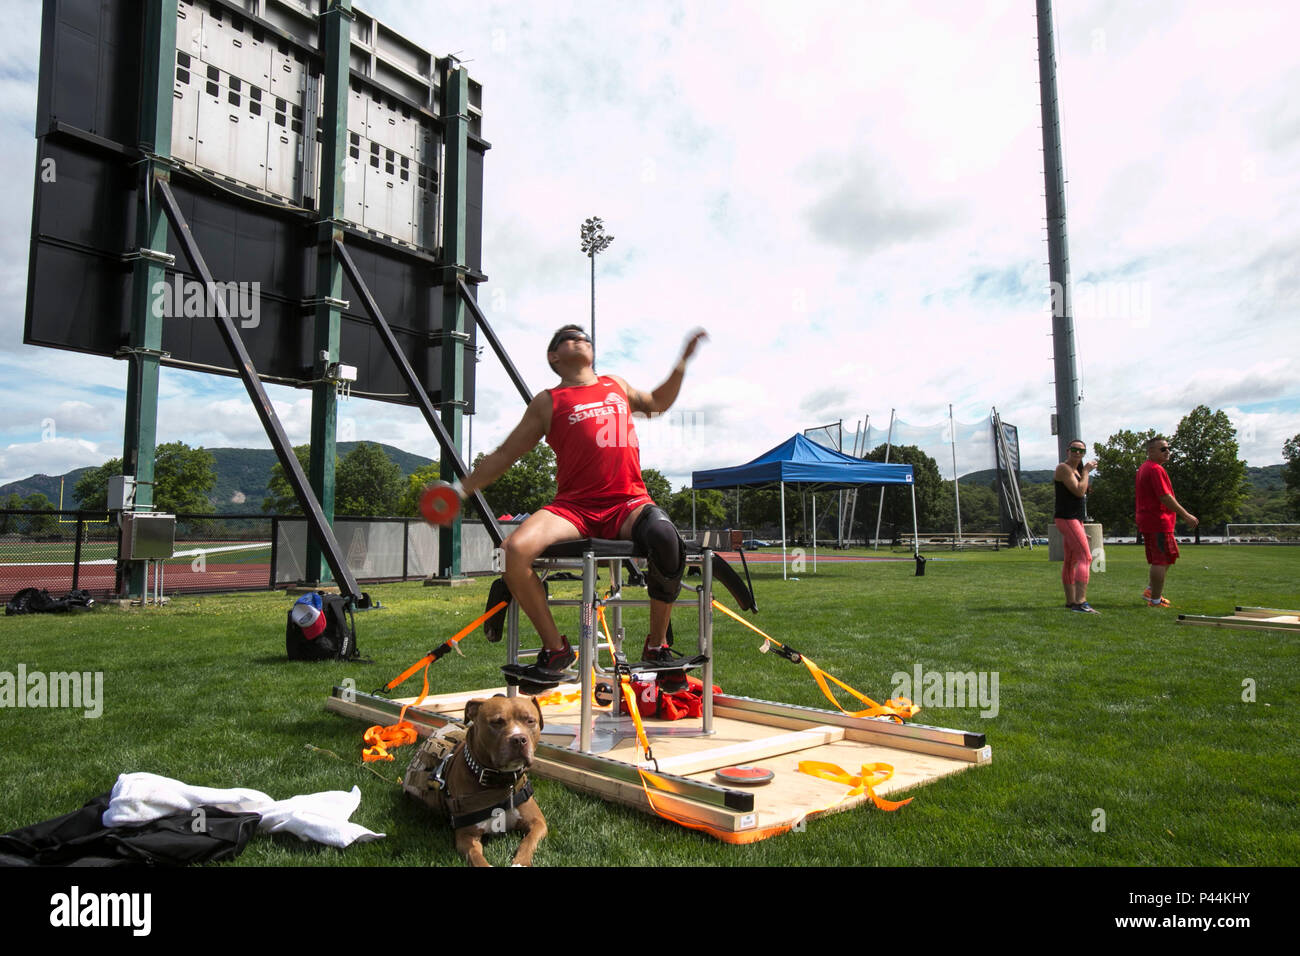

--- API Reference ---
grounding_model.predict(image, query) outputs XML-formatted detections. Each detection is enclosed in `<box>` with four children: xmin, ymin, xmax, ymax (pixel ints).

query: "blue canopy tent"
<box><xmin>692</xmin><ymin>434</ymin><xmax>918</xmax><ymax>579</ymax></box>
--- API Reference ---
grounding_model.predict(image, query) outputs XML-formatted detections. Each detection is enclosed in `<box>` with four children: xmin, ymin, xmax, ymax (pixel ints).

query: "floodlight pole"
<box><xmin>580</xmin><ymin>216</ymin><xmax>613</xmax><ymax>355</ymax></box>
<box><xmin>1038</xmin><ymin>0</ymin><xmax>1084</xmax><ymax>461</ymax></box>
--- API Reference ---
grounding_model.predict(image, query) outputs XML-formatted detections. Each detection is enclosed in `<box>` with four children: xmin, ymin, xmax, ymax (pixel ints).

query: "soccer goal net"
<box><xmin>1225</xmin><ymin>524</ymin><xmax>1300</xmax><ymax>544</ymax></box>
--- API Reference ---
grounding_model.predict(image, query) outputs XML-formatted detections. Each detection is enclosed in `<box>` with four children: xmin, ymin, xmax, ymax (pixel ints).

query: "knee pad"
<box><xmin>631</xmin><ymin>506</ymin><xmax>686</xmax><ymax>603</ymax></box>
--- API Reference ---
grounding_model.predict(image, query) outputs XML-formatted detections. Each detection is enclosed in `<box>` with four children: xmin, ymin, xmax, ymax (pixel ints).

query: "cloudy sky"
<box><xmin>2</xmin><ymin>0</ymin><xmax>1298</xmax><ymax>493</ymax></box>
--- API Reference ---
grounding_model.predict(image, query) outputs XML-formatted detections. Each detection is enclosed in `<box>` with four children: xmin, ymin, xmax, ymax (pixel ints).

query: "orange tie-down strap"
<box><xmin>633</xmin><ymin>756</ymin><xmax>911</xmax><ymax>845</ymax></box>
<box><xmin>710</xmin><ymin>599</ymin><xmax>919</xmax><ymax>721</ymax></box>
<box><xmin>362</xmin><ymin>601</ymin><xmax>508</xmax><ymax>762</ymax></box>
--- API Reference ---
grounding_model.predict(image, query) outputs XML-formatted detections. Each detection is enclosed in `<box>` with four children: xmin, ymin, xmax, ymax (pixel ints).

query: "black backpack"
<box><xmin>5</xmin><ymin>588</ymin><xmax>96</xmax><ymax>616</ymax></box>
<box><xmin>285</xmin><ymin>592</ymin><xmax>361</xmax><ymax>661</ymax></box>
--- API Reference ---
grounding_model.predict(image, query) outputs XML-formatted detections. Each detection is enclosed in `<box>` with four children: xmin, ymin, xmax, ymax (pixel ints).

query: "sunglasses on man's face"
<box><xmin>549</xmin><ymin>332</ymin><xmax>590</xmax><ymax>350</ymax></box>
<box><xmin>1157</xmin><ymin>446</ymin><xmax>1171</xmax><ymax>452</ymax></box>
<box><xmin>1068</xmin><ymin>447</ymin><xmax>1085</xmax><ymax>453</ymax></box>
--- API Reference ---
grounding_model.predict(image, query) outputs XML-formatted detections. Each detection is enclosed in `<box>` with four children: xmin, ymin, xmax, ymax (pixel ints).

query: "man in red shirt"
<box><xmin>1135</xmin><ymin>436</ymin><xmax>1198</xmax><ymax>607</ymax></box>
<box><xmin>458</xmin><ymin>324</ymin><xmax>708</xmax><ymax>683</ymax></box>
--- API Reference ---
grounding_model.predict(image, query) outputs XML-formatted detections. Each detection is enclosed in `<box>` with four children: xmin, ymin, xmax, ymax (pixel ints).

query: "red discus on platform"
<box><xmin>419</xmin><ymin>482</ymin><xmax>462</xmax><ymax>526</ymax></box>
<box><xmin>715</xmin><ymin>765</ymin><xmax>775</xmax><ymax>786</ymax></box>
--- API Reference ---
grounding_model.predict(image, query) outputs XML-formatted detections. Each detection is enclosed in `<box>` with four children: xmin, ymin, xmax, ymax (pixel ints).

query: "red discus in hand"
<box><xmin>419</xmin><ymin>481</ymin><xmax>462</xmax><ymax>526</ymax></box>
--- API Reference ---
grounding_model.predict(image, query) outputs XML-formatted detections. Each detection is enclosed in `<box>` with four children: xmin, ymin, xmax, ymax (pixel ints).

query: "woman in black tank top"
<box><xmin>1054</xmin><ymin>441</ymin><xmax>1098</xmax><ymax>613</ymax></box>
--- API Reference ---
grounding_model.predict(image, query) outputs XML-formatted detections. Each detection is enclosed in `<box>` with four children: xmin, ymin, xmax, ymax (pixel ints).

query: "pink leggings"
<box><xmin>1055</xmin><ymin>518</ymin><xmax>1091</xmax><ymax>586</ymax></box>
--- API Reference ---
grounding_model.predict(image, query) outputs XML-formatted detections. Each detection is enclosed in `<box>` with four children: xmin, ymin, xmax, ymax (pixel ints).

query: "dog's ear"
<box><xmin>531</xmin><ymin>695</ymin><xmax>544</xmax><ymax>731</ymax></box>
<box><xmin>464</xmin><ymin>699</ymin><xmax>483</xmax><ymax>725</ymax></box>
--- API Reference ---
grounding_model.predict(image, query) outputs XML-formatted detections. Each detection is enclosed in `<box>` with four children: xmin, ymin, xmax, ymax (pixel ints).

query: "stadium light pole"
<box><xmin>1037</xmin><ymin>0</ymin><xmax>1083</xmax><ymax>461</ymax></box>
<box><xmin>579</xmin><ymin>216</ymin><xmax>614</xmax><ymax>355</ymax></box>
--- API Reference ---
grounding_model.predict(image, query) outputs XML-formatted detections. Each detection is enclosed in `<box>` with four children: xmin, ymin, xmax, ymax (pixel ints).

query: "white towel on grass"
<box><xmin>103</xmin><ymin>772</ymin><xmax>385</xmax><ymax>848</ymax></box>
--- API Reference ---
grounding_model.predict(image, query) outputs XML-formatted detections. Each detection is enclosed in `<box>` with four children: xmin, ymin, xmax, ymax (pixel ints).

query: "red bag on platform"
<box><xmin>630</xmin><ymin>675</ymin><xmax>721</xmax><ymax>721</ymax></box>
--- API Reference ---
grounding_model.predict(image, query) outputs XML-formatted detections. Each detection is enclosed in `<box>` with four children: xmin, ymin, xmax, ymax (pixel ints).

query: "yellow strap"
<box><xmin>595</xmin><ymin>604</ymin><xmax>653</xmax><ymax>758</ymax></box>
<box><xmin>711</xmin><ymin>599</ymin><xmax>919</xmax><ymax>722</ymax></box>
<box><xmin>797</xmin><ymin>760</ymin><xmax>913</xmax><ymax>811</ymax></box>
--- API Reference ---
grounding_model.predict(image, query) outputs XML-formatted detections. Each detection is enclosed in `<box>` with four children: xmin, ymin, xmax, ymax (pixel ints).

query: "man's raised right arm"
<box><xmin>460</xmin><ymin>392</ymin><xmax>550</xmax><ymax>498</ymax></box>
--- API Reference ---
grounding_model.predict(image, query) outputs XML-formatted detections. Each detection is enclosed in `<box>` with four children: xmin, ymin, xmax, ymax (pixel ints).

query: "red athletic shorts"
<box><xmin>1143</xmin><ymin>531</ymin><xmax>1179</xmax><ymax>566</ymax></box>
<box><xmin>543</xmin><ymin>494</ymin><xmax>654</xmax><ymax>540</ymax></box>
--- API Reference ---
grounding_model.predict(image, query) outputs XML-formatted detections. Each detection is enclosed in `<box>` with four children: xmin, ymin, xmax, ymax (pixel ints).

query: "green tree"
<box><xmin>74</xmin><ymin>458</ymin><xmax>123</xmax><ymax>511</ymax></box>
<box><xmin>73</xmin><ymin>443</ymin><xmax>215</xmax><ymax>514</ymax></box>
<box><xmin>336</xmin><ymin>442</ymin><xmax>404</xmax><ymax>516</ymax></box>
<box><xmin>951</xmin><ymin>482</ymin><xmax>998</xmax><ymax>533</ymax></box>
<box><xmin>263</xmin><ymin>445</ymin><xmax>312</xmax><ymax>514</ymax></box>
<box><xmin>1017</xmin><ymin>481</ymin><xmax>1054</xmax><ymax>536</ymax></box>
<box><xmin>1168</xmin><ymin>406</ymin><xmax>1249</xmax><ymax>542</ymax></box>
<box><xmin>641</xmin><ymin>468</ymin><xmax>672</xmax><ymax>509</ymax></box>
<box><xmin>398</xmin><ymin>463</ymin><xmax>442</xmax><ymax>517</ymax></box>
<box><xmin>668</xmin><ymin>485</ymin><xmax>726</xmax><ymax>530</ymax></box>
<box><xmin>11</xmin><ymin>493</ymin><xmax>59</xmax><ymax>537</ymax></box>
<box><xmin>152</xmin><ymin>442</ymin><xmax>217</xmax><ymax>513</ymax></box>
<box><xmin>476</xmin><ymin>444</ymin><xmax>557</xmax><ymax>516</ymax></box>
<box><xmin>864</xmin><ymin>444</ymin><xmax>945</xmax><ymax>536</ymax></box>
<box><xmin>1284</xmin><ymin>434</ymin><xmax>1300</xmax><ymax>519</ymax></box>
<box><xmin>1088</xmin><ymin>428</ymin><xmax>1158</xmax><ymax>536</ymax></box>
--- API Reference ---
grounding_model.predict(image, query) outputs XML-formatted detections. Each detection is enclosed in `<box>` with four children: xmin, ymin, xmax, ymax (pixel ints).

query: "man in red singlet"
<box><xmin>458</xmin><ymin>324</ymin><xmax>708</xmax><ymax>681</ymax></box>
<box><xmin>1135</xmin><ymin>436</ymin><xmax>1197</xmax><ymax>607</ymax></box>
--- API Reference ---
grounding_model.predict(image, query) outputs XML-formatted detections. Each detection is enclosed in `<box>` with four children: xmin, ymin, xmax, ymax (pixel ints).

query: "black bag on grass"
<box><xmin>285</xmin><ymin>592</ymin><xmax>361</xmax><ymax>661</ymax></box>
<box><xmin>5</xmin><ymin>587</ymin><xmax>96</xmax><ymax>616</ymax></box>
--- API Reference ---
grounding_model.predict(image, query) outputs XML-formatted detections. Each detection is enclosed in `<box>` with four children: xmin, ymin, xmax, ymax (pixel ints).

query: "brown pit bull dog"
<box><xmin>403</xmin><ymin>694</ymin><xmax>548</xmax><ymax>867</ymax></box>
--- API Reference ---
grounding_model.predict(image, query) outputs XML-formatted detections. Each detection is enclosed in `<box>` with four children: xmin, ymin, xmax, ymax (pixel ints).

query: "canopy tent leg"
<box><xmin>781</xmin><ymin>481</ymin><xmax>787</xmax><ymax>581</ymax></box>
<box><xmin>911</xmin><ymin>482</ymin><xmax>920</xmax><ymax>558</ymax></box>
<box><xmin>812</xmin><ymin>493</ymin><xmax>818</xmax><ymax>572</ymax></box>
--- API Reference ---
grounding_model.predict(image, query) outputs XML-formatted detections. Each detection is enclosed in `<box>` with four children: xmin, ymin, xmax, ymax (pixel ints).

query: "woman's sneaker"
<box><xmin>1073</xmin><ymin>602</ymin><xmax>1100</xmax><ymax>614</ymax></box>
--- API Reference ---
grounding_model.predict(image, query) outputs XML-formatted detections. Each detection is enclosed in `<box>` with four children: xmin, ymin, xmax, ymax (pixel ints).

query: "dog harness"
<box><xmin>403</xmin><ymin>725</ymin><xmax>535</xmax><ymax>830</ymax></box>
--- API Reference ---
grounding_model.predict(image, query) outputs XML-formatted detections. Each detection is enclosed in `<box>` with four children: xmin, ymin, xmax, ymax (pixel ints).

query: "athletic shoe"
<box><xmin>1142</xmin><ymin>587</ymin><xmax>1171</xmax><ymax>602</ymax></box>
<box><xmin>1074</xmin><ymin>602</ymin><xmax>1100</xmax><ymax>614</ymax></box>
<box><xmin>1145</xmin><ymin>596</ymin><xmax>1171</xmax><ymax>608</ymax></box>
<box><xmin>529</xmin><ymin>637</ymin><xmax>576</xmax><ymax>677</ymax></box>
<box><xmin>642</xmin><ymin>639</ymin><xmax>688</xmax><ymax>693</ymax></box>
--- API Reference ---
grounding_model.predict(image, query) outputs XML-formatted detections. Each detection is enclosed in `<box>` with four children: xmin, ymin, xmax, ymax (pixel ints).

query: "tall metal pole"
<box><xmin>873</xmin><ymin>409</ymin><xmax>895</xmax><ymax>550</ymax></box>
<box><xmin>846</xmin><ymin>414</ymin><xmax>867</xmax><ymax>545</ymax></box>
<box><xmin>580</xmin><ymin>217</ymin><xmax>613</xmax><ymax>357</ymax></box>
<box><xmin>1037</xmin><ymin>0</ymin><xmax>1083</xmax><ymax>461</ymax></box>
<box><xmin>950</xmin><ymin>404</ymin><xmax>962</xmax><ymax>547</ymax></box>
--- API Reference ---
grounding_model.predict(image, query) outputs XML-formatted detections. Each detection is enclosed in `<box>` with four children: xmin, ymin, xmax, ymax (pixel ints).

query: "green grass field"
<box><xmin>1</xmin><ymin>545</ymin><xmax>1295</xmax><ymax>867</ymax></box>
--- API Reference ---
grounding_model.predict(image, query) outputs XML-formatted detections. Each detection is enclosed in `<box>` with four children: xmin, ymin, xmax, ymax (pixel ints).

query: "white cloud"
<box><xmin>1</xmin><ymin>0</ymin><xmax>1297</xmax><ymax>497</ymax></box>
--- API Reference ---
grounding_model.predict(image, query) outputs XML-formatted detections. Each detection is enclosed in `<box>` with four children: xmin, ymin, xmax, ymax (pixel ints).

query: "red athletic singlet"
<box><xmin>546</xmin><ymin>377</ymin><xmax>649</xmax><ymax>505</ymax></box>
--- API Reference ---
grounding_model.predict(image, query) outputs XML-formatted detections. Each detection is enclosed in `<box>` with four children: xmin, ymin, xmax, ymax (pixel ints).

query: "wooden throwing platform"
<box><xmin>327</xmin><ymin>684</ymin><xmax>991</xmax><ymax>841</ymax></box>
<box><xmin>1177</xmin><ymin>606</ymin><xmax>1300</xmax><ymax>633</ymax></box>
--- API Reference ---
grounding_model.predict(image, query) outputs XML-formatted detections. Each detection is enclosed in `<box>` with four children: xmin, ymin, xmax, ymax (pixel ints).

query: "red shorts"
<box><xmin>1143</xmin><ymin>531</ymin><xmax>1179</xmax><ymax>566</ymax></box>
<box><xmin>543</xmin><ymin>494</ymin><xmax>654</xmax><ymax>540</ymax></box>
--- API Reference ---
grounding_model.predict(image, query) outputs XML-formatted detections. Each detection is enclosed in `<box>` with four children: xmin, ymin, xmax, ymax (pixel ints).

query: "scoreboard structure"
<box><xmin>26</xmin><ymin>0</ymin><xmax>516</xmax><ymax>596</ymax></box>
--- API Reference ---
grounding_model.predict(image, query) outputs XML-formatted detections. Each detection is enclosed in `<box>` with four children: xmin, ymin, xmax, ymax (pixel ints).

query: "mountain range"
<box><xmin>0</xmin><ymin>443</ymin><xmax>435</xmax><ymax>515</ymax></box>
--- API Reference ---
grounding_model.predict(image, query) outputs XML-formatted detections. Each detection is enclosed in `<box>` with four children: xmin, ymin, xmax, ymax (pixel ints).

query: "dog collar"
<box><xmin>462</xmin><ymin>743</ymin><xmax>526</xmax><ymax>790</ymax></box>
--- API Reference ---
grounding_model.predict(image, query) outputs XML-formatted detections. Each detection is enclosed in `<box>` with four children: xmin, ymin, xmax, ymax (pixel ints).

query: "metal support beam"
<box><xmin>155</xmin><ymin>179</ymin><xmax>364</xmax><ymax>601</ymax></box>
<box><xmin>335</xmin><ymin>241</ymin><xmax>503</xmax><ymax>547</ymax></box>
<box><xmin>438</xmin><ymin>62</ymin><xmax>472</xmax><ymax>578</ymax></box>
<box><xmin>120</xmin><ymin>0</ymin><xmax>177</xmax><ymax>599</ymax></box>
<box><xmin>305</xmin><ymin>0</ymin><xmax>353</xmax><ymax>585</ymax></box>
